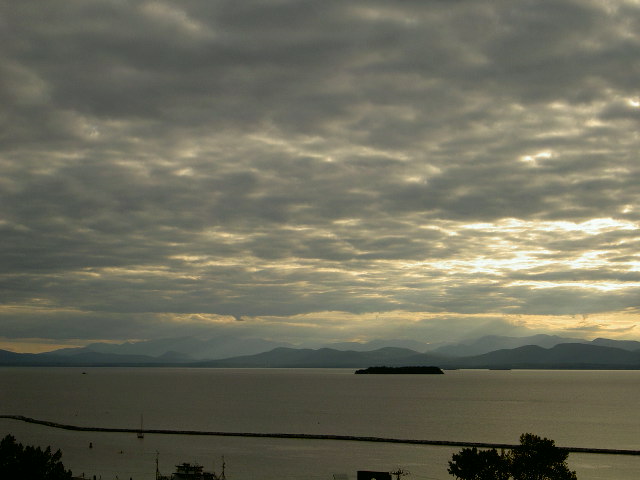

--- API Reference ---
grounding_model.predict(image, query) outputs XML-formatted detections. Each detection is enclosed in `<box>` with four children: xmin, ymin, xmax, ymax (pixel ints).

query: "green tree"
<box><xmin>448</xmin><ymin>446</ymin><xmax>510</xmax><ymax>480</ymax></box>
<box><xmin>509</xmin><ymin>433</ymin><xmax>577</xmax><ymax>480</ymax></box>
<box><xmin>447</xmin><ymin>434</ymin><xmax>577</xmax><ymax>480</ymax></box>
<box><xmin>0</xmin><ymin>434</ymin><xmax>73</xmax><ymax>480</ymax></box>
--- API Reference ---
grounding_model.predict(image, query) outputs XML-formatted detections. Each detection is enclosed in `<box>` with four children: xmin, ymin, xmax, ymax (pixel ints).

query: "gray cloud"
<box><xmin>1</xmin><ymin>0</ymin><xmax>639</xmax><ymax>350</ymax></box>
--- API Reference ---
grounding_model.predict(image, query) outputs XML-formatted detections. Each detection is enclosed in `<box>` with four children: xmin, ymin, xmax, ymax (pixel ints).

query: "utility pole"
<box><xmin>219</xmin><ymin>456</ymin><xmax>226</xmax><ymax>480</ymax></box>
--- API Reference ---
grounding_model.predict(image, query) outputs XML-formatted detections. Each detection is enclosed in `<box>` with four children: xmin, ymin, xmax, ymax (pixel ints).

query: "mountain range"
<box><xmin>2</xmin><ymin>334</ymin><xmax>640</xmax><ymax>368</ymax></box>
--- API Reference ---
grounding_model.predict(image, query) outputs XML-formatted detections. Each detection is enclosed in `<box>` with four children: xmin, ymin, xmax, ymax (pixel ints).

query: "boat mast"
<box><xmin>138</xmin><ymin>414</ymin><xmax>144</xmax><ymax>438</ymax></box>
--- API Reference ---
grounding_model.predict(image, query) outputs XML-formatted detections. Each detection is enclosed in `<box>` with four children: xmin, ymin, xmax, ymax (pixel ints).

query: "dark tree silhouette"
<box><xmin>0</xmin><ymin>434</ymin><xmax>73</xmax><ymax>480</ymax></box>
<box><xmin>448</xmin><ymin>434</ymin><xmax>577</xmax><ymax>480</ymax></box>
<box><xmin>448</xmin><ymin>446</ymin><xmax>510</xmax><ymax>480</ymax></box>
<box><xmin>509</xmin><ymin>433</ymin><xmax>577</xmax><ymax>480</ymax></box>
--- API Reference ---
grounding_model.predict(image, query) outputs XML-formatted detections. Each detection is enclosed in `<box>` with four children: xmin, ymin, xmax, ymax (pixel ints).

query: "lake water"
<box><xmin>1</xmin><ymin>367</ymin><xmax>639</xmax><ymax>480</ymax></box>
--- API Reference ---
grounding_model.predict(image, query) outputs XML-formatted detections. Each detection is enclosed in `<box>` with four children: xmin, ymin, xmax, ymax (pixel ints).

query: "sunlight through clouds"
<box><xmin>520</xmin><ymin>151</ymin><xmax>553</xmax><ymax>165</ymax></box>
<box><xmin>510</xmin><ymin>281</ymin><xmax>640</xmax><ymax>292</ymax></box>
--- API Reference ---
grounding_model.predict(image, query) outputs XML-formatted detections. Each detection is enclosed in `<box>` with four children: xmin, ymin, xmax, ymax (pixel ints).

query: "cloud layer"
<box><xmin>1</xmin><ymin>0</ymin><xmax>639</xmax><ymax>351</ymax></box>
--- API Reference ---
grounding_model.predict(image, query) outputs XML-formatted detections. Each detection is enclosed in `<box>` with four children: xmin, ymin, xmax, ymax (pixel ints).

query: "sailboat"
<box><xmin>137</xmin><ymin>414</ymin><xmax>144</xmax><ymax>439</ymax></box>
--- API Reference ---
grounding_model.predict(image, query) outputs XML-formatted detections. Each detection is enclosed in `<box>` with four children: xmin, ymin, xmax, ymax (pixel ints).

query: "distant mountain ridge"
<box><xmin>51</xmin><ymin>335</ymin><xmax>293</xmax><ymax>360</ymax></box>
<box><xmin>196</xmin><ymin>346</ymin><xmax>443</xmax><ymax>368</ymax></box>
<box><xmin>325</xmin><ymin>334</ymin><xmax>640</xmax><ymax>357</ymax></box>
<box><xmin>0</xmin><ymin>348</ymin><xmax>175</xmax><ymax>366</ymax></box>
<box><xmin>191</xmin><ymin>343</ymin><xmax>640</xmax><ymax>369</ymax></box>
<box><xmin>453</xmin><ymin>343</ymin><xmax>640</xmax><ymax>369</ymax></box>
<box><xmin>430</xmin><ymin>334</ymin><xmax>589</xmax><ymax>357</ymax></box>
<box><xmin>42</xmin><ymin>333</ymin><xmax>640</xmax><ymax>361</ymax></box>
<box><xmin>2</xmin><ymin>335</ymin><xmax>640</xmax><ymax>368</ymax></box>
<box><xmin>325</xmin><ymin>339</ymin><xmax>435</xmax><ymax>352</ymax></box>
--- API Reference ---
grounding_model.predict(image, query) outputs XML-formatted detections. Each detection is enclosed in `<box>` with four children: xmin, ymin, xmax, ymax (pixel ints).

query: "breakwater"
<box><xmin>2</xmin><ymin>414</ymin><xmax>639</xmax><ymax>456</ymax></box>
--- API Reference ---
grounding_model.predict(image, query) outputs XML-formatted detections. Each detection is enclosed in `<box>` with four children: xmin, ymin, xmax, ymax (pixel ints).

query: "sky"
<box><xmin>1</xmin><ymin>0</ymin><xmax>640</xmax><ymax>353</ymax></box>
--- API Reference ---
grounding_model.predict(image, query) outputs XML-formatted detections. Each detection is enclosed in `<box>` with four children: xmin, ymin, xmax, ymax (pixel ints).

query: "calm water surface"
<box><xmin>1</xmin><ymin>368</ymin><xmax>639</xmax><ymax>480</ymax></box>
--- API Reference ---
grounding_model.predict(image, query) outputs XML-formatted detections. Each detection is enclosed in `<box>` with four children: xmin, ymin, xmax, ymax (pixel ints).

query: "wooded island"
<box><xmin>355</xmin><ymin>366</ymin><xmax>444</xmax><ymax>374</ymax></box>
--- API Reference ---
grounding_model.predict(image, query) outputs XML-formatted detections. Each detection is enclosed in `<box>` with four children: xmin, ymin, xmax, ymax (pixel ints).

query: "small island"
<box><xmin>355</xmin><ymin>366</ymin><xmax>444</xmax><ymax>374</ymax></box>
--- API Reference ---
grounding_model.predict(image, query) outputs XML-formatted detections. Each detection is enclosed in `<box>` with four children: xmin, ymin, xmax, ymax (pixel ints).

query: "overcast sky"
<box><xmin>2</xmin><ymin>0</ymin><xmax>640</xmax><ymax>352</ymax></box>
